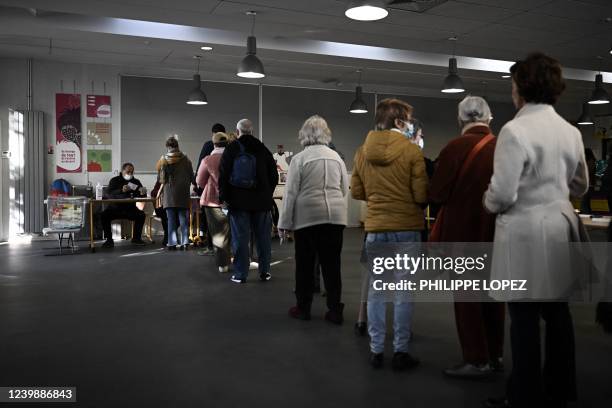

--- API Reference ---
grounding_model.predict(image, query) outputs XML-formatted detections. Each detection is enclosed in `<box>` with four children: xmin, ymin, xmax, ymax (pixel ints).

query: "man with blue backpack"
<box><xmin>219</xmin><ymin>119</ymin><xmax>279</xmax><ymax>284</ymax></box>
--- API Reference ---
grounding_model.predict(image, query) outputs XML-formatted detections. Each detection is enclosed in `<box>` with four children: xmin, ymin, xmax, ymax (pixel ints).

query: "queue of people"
<box><xmin>94</xmin><ymin>51</ymin><xmax>597</xmax><ymax>408</ymax></box>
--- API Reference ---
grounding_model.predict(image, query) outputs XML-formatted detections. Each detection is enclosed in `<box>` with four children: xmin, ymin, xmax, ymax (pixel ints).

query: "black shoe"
<box><xmin>391</xmin><ymin>352</ymin><xmax>420</xmax><ymax>371</ymax></box>
<box><xmin>131</xmin><ymin>238</ymin><xmax>146</xmax><ymax>246</ymax></box>
<box><xmin>370</xmin><ymin>352</ymin><xmax>384</xmax><ymax>369</ymax></box>
<box><xmin>166</xmin><ymin>245</ymin><xmax>177</xmax><ymax>251</ymax></box>
<box><xmin>289</xmin><ymin>306</ymin><xmax>311</xmax><ymax>320</ymax></box>
<box><xmin>259</xmin><ymin>272</ymin><xmax>271</xmax><ymax>282</ymax></box>
<box><xmin>102</xmin><ymin>239</ymin><xmax>114</xmax><ymax>248</ymax></box>
<box><xmin>483</xmin><ymin>397</ymin><xmax>511</xmax><ymax>408</ymax></box>
<box><xmin>324</xmin><ymin>303</ymin><xmax>344</xmax><ymax>325</ymax></box>
<box><xmin>230</xmin><ymin>275</ymin><xmax>246</xmax><ymax>284</ymax></box>
<box><xmin>354</xmin><ymin>322</ymin><xmax>367</xmax><ymax>337</ymax></box>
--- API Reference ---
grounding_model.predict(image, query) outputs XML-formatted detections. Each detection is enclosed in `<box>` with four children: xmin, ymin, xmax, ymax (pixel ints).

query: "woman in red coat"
<box><xmin>428</xmin><ymin>95</ymin><xmax>505</xmax><ymax>379</ymax></box>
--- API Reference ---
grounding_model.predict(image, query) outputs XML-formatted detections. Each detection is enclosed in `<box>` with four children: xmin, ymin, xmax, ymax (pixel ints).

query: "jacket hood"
<box><xmin>362</xmin><ymin>130</ymin><xmax>407</xmax><ymax>165</ymax></box>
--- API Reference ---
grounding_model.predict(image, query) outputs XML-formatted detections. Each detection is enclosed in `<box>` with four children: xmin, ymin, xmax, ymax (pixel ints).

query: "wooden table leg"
<box><xmin>89</xmin><ymin>201</ymin><xmax>95</xmax><ymax>252</ymax></box>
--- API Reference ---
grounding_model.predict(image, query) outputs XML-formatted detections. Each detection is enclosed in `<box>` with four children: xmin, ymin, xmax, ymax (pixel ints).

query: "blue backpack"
<box><xmin>229</xmin><ymin>141</ymin><xmax>257</xmax><ymax>189</ymax></box>
<box><xmin>49</xmin><ymin>178</ymin><xmax>72</xmax><ymax>196</ymax></box>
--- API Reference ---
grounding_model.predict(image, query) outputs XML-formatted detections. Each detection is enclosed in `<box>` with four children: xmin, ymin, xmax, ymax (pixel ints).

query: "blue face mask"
<box><xmin>402</xmin><ymin>122</ymin><xmax>415</xmax><ymax>139</ymax></box>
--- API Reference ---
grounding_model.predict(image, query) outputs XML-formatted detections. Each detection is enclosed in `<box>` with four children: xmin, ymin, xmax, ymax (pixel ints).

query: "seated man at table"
<box><xmin>101</xmin><ymin>162</ymin><xmax>147</xmax><ymax>248</ymax></box>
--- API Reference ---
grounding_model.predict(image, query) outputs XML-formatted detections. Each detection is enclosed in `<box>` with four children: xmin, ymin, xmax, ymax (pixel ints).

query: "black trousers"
<box><xmin>154</xmin><ymin>207</ymin><xmax>168</xmax><ymax>245</ymax></box>
<box><xmin>507</xmin><ymin>302</ymin><xmax>577</xmax><ymax>407</ymax></box>
<box><xmin>101</xmin><ymin>207</ymin><xmax>145</xmax><ymax>241</ymax></box>
<box><xmin>294</xmin><ymin>224</ymin><xmax>344</xmax><ymax>312</ymax></box>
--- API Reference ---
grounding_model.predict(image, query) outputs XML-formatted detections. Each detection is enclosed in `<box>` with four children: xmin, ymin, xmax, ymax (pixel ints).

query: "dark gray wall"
<box><xmin>261</xmin><ymin>86</ymin><xmax>375</xmax><ymax>169</ymax></box>
<box><xmin>121</xmin><ymin>76</ymin><xmax>562</xmax><ymax>172</ymax></box>
<box><xmin>121</xmin><ymin>76</ymin><xmax>259</xmax><ymax>171</ymax></box>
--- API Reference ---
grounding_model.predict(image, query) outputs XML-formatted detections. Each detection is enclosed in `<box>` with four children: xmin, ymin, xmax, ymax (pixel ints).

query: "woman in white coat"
<box><xmin>278</xmin><ymin>115</ymin><xmax>349</xmax><ymax>324</ymax></box>
<box><xmin>483</xmin><ymin>53</ymin><xmax>588</xmax><ymax>408</ymax></box>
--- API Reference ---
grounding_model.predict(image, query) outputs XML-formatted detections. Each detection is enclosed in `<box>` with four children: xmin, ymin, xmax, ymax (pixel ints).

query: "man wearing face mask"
<box><xmin>100</xmin><ymin>162</ymin><xmax>147</xmax><ymax>248</ymax></box>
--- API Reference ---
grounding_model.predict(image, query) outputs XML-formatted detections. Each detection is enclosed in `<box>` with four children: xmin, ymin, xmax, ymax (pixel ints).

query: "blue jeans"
<box><xmin>229</xmin><ymin>210</ymin><xmax>272</xmax><ymax>280</ymax></box>
<box><xmin>166</xmin><ymin>207</ymin><xmax>189</xmax><ymax>246</ymax></box>
<box><xmin>366</xmin><ymin>231</ymin><xmax>420</xmax><ymax>354</ymax></box>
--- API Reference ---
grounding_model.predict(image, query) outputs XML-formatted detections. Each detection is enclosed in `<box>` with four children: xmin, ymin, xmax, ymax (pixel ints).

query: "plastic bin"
<box><xmin>46</xmin><ymin>196</ymin><xmax>89</xmax><ymax>230</ymax></box>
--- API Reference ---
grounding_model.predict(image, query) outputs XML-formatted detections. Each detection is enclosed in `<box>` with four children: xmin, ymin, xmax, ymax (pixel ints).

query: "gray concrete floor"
<box><xmin>0</xmin><ymin>228</ymin><xmax>611</xmax><ymax>407</ymax></box>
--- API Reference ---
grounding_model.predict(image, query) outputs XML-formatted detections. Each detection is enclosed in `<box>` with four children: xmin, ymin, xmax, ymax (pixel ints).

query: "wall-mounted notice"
<box><xmin>87</xmin><ymin>122</ymin><xmax>112</xmax><ymax>145</ymax></box>
<box><xmin>56</xmin><ymin>93</ymin><xmax>82</xmax><ymax>173</ymax></box>
<box><xmin>87</xmin><ymin>149</ymin><xmax>112</xmax><ymax>172</ymax></box>
<box><xmin>86</xmin><ymin>95</ymin><xmax>111</xmax><ymax>118</ymax></box>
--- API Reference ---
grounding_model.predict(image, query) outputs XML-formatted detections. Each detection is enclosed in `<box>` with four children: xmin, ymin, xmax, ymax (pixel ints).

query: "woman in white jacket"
<box><xmin>483</xmin><ymin>53</ymin><xmax>588</xmax><ymax>408</ymax></box>
<box><xmin>278</xmin><ymin>115</ymin><xmax>349</xmax><ymax>324</ymax></box>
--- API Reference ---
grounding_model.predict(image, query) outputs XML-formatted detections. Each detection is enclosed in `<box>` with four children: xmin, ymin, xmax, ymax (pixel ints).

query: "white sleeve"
<box><xmin>484</xmin><ymin>125</ymin><xmax>528</xmax><ymax>214</ymax></box>
<box><xmin>277</xmin><ymin>155</ymin><xmax>301</xmax><ymax>230</ymax></box>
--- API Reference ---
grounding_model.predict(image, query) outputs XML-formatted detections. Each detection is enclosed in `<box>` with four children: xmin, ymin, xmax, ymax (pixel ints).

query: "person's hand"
<box><xmin>122</xmin><ymin>185</ymin><xmax>130</xmax><ymax>193</ymax></box>
<box><xmin>278</xmin><ymin>229</ymin><xmax>291</xmax><ymax>241</ymax></box>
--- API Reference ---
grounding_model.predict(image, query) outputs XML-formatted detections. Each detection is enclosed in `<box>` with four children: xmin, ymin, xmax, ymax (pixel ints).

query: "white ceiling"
<box><xmin>0</xmin><ymin>0</ymin><xmax>611</xmax><ymax>104</ymax></box>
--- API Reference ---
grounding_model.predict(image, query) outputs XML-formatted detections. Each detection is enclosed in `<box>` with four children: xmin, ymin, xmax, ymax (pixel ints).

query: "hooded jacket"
<box><xmin>156</xmin><ymin>149</ymin><xmax>194</xmax><ymax>209</ymax></box>
<box><xmin>351</xmin><ymin>129</ymin><xmax>428</xmax><ymax>232</ymax></box>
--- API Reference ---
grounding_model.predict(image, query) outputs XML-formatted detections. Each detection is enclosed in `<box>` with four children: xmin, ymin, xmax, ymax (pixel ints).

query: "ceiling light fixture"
<box><xmin>441</xmin><ymin>36</ymin><xmax>465</xmax><ymax>94</ymax></box>
<box><xmin>201</xmin><ymin>45</ymin><xmax>213</xmax><ymax>51</ymax></box>
<box><xmin>345</xmin><ymin>1</ymin><xmax>389</xmax><ymax>21</ymax></box>
<box><xmin>501</xmin><ymin>74</ymin><xmax>511</xmax><ymax>79</ymax></box>
<box><xmin>237</xmin><ymin>11</ymin><xmax>265</xmax><ymax>79</ymax></box>
<box><xmin>350</xmin><ymin>69</ymin><xmax>368</xmax><ymax>114</ymax></box>
<box><xmin>588</xmin><ymin>57</ymin><xmax>610</xmax><ymax>105</ymax></box>
<box><xmin>577</xmin><ymin>101</ymin><xmax>594</xmax><ymax>126</ymax></box>
<box><xmin>186</xmin><ymin>55</ymin><xmax>208</xmax><ymax>105</ymax></box>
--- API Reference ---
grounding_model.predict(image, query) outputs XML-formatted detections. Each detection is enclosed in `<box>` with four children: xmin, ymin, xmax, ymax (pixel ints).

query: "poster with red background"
<box><xmin>55</xmin><ymin>93</ymin><xmax>82</xmax><ymax>173</ymax></box>
<box><xmin>86</xmin><ymin>95</ymin><xmax>111</xmax><ymax>118</ymax></box>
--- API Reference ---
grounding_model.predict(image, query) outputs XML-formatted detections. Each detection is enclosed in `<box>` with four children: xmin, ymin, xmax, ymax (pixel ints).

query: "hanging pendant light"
<box><xmin>345</xmin><ymin>1</ymin><xmax>388</xmax><ymax>21</ymax></box>
<box><xmin>441</xmin><ymin>57</ymin><xmax>465</xmax><ymax>93</ymax></box>
<box><xmin>577</xmin><ymin>102</ymin><xmax>594</xmax><ymax>126</ymax></box>
<box><xmin>350</xmin><ymin>70</ymin><xmax>368</xmax><ymax>114</ymax></box>
<box><xmin>237</xmin><ymin>11</ymin><xmax>265</xmax><ymax>79</ymax></box>
<box><xmin>588</xmin><ymin>74</ymin><xmax>610</xmax><ymax>105</ymax></box>
<box><xmin>441</xmin><ymin>37</ymin><xmax>465</xmax><ymax>94</ymax></box>
<box><xmin>186</xmin><ymin>56</ymin><xmax>208</xmax><ymax>105</ymax></box>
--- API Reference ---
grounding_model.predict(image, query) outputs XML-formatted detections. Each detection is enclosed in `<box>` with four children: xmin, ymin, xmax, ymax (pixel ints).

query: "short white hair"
<box><xmin>458</xmin><ymin>96</ymin><xmax>492</xmax><ymax>127</ymax></box>
<box><xmin>298</xmin><ymin>115</ymin><xmax>332</xmax><ymax>146</ymax></box>
<box><xmin>236</xmin><ymin>119</ymin><xmax>253</xmax><ymax>136</ymax></box>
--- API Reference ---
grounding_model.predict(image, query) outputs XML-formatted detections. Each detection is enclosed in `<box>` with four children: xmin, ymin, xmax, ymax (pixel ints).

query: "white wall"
<box><xmin>0</xmin><ymin>58</ymin><xmax>122</xmax><ymax>240</ymax></box>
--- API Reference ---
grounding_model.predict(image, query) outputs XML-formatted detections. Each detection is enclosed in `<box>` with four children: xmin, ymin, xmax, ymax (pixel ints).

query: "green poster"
<box><xmin>87</xmin><ymin>149</ymin><xmax>112</xmax><ymax>172</ymax></box>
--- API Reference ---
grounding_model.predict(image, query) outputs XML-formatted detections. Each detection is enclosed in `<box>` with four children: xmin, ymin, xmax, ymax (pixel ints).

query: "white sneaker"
<box><xmin>249</xmin><ymin>261</ymin><xmax>259</xmax><ymax>270</ymax></box>
<box><xmin>218</xmin><ymin>266</ymin><xmax>229</xmax><ymax>273</ymax></box>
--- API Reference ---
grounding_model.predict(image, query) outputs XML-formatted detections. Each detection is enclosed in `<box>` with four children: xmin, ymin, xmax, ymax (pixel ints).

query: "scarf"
<box><xmin>157</xmin><ymin>148</ymin><xmax>184</xmax><ymax>182</ymax></box>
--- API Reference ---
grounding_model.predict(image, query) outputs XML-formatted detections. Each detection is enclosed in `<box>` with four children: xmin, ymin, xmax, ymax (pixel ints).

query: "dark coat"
<box><xmin>428</xmin><ymin>125</ymin><xmax>497</xmax><ymax>242</ymax></box>
<box><xmin>162</xmin><ymin>155</ymin><xmax>193</xmax><ymax>209</ymax></box>
<box><xmin>106</xmin><ymin>175</ymin><xmax>145</xmax><ymax>211</ymax></box>
<box><xmin>219</xmin><ymin>134</ymin><xmax>278</xmax><ymax>211</ymax></box>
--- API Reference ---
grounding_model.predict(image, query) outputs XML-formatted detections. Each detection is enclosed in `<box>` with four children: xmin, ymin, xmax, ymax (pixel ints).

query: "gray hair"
<box><xmin>458</xmin><ymin>96</ymin><xmax>492</xmax><ymax>127</ymax></box>
<box><xmin>298</xmin><ymin>115</ymin><xmax>332</xmax><ymax>146</ymax></box>
<box><xmin>236</xmin><ymin>119</ymin><xmax>253</xmax><ymax>136</ymax></box>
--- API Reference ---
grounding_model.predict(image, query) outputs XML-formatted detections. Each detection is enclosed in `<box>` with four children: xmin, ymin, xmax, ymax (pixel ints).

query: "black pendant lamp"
<box><xmin>237</xmin><ymin>11</ymin><xmax>265</xmax><ymax>79</ymax></box>
<box><xmin>441</xmin><ymin>36</ymin><xmax>465</xmax><ymax>94</ymax></box>
<box><xmin>588</xmin><ymin>74</ymin><xmax>611</xmax><ymax>105</ymax></box>
<box><xmin>577</xmin><ymin>102</ymin><xmax>594</xmax><ymax>126</ymax></box>
<box><xmin>350</xmin><ymin>70</ymin><xmax>368</xmax><ymax>114</ymax></box>
<box><xmin>186</xmin><ymin>56</ymin><xmax>208</xmax><ymax>105</ymax></box>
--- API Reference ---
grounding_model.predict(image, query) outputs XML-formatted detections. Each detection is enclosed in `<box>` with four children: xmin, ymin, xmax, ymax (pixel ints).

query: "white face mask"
<box><xmin>122</xmin><ymin>173</ymin><xmax>133</xmax><ymax>181</ymax></box>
